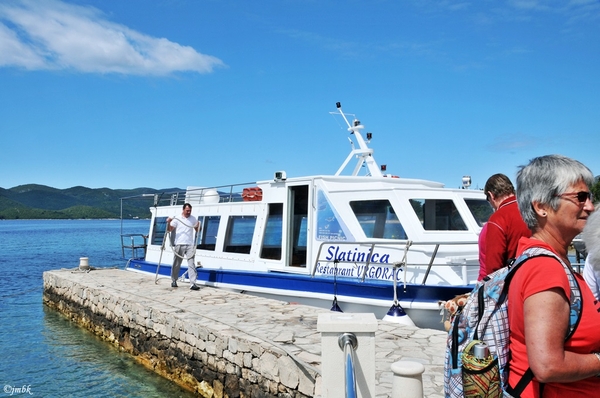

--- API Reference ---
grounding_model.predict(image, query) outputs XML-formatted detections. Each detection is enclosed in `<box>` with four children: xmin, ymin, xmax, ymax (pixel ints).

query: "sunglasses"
<box><xmin>556</xmin><ymin>191</ymin><xmax>593</xmax><ymax>203</ymax></box>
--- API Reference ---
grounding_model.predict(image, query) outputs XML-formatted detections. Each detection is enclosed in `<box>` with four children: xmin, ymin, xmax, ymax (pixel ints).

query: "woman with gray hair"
<box><xmin>582</xmin><ymin>209</ymin><xmax>600</xmax><ymax>299</ymax></box>
<box><xmin>507</xmin><ymin>154</ymin><xmax>598</xmax><ymax>397</ymax></box>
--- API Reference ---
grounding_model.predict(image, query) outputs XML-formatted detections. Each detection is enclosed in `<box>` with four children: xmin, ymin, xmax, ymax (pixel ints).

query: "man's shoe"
<box><xmin>190</xmin><ymin>285</ymin><xmax>200</xmax><ymax>291</ymax></box>
<box><xmin>171</xmin><ymin>281</ymin><xmax>178</xmax><ymax>288</ymax></box>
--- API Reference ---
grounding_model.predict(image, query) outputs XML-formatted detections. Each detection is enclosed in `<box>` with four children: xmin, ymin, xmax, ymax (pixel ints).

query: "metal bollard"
<box><xmin>391</xmin><ymin>360</ymin><xmax>425</xmax><ymax>398</ymax></box>
<box><xmin>79</xmin><ymin>257</ymin><xmax>90</xmax><ymax>271</ymax></box>
<box><xmin>317</xmin><ymin>313</ymin><xmax>378</xmax><ymax>398</ymax></box>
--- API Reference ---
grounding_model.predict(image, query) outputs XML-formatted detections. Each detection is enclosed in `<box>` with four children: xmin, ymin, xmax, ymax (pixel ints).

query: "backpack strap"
<box><xmin>473</xmin><ymin>286</ymin><xmax>485</xmax><ymax>341</ymax></box>
<box><xmin>513</xmin><ymin>248</ymin><xmax>582</xmax><ymax>338</ymax></box>
<box><xmin>505</xmin><ymin>247</ymin><xmax>583</xmax><ymax>397</ymax></box>
<box><xmin>451</xmin><ymin>310</ymin><xmax>460</xmax><ymax>369</ymax></box>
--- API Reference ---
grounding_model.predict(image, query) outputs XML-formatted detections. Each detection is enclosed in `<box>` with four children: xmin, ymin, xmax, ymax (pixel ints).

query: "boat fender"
<box><xmin>330</xmin><ymin>297</ymin><xmax>343</xmax><ymax>312</ymax></box>
<box><xmin>382</xmin><ymin>303</ymin><xmax>415</xmax><ymax>326</ymax></box>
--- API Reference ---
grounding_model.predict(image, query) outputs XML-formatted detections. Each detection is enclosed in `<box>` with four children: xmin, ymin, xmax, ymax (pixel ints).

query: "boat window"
<box><xmin>316</xmin><ymin>189</ymin><xmax>351</xmax><ymax>241</ymax></box>
<box><xmin>151</xmin><ymin>217</ymin><xmax>169</xmax><ymax>245</ymax></box>
<box><xmin>465</xmin><ymin>199</ymin><xmax>493</xmax><ymax>228</ymax></box>
<box><xmin>296</xmin><ymin>216</ymin><xmax>308</xmax><ymax>247</ymax></box>
<box><xmin>290</xmin><ymin>185</ymin><xmax>309</xmax><ymax>267</ymax></box>
<box><xmin>409</xmin><ymin>199</ymin><xmax>468</xmax><ymax>231</ymax></box>
<box><xmin>197</xmin><ymin>216</ymin><xmax>221</xmax><ymax>251</ymax></box>
<box><xmin>349</xmin><ymin>200</ymin><xmax>407</xmax><ymax>239</ymax></box>
<box><xmin>260</xmin><ymin>203</ymin><xmax>283</xmax><ymax>260</ymax></box>
<box><xmin>224</xmin><ymin>215</ymin><xmax>257</xmax><ymax>254</ymax></box>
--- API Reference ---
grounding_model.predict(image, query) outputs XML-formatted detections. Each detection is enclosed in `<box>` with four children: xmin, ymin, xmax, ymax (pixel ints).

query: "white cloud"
<box><xmin>0</xmin><ymin>22</ymin><xmax>47</xmax><ymax>69</ymax></box>
<box><xmin>0</xmin><ymin>0</ymin><xmax>225</xmax><ymax>75</ymax></box>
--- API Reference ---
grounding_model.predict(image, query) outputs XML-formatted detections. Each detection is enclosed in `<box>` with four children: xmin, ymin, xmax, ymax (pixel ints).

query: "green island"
<box><xmin>0</xmin><ymin>184</ymin><xmax>180</xmax><ymax>220</ymax></box>
<box><xmin>2</xmin><ymin>179</ymin><xmax>599</xmax><ymax>220</ymax></box>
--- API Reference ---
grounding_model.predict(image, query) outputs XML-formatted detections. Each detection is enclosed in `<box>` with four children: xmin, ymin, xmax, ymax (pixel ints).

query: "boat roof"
<box><xmin>256</xmin><ymin>174</ymin><xmax>445</xmax><ymax>189</ymax></box>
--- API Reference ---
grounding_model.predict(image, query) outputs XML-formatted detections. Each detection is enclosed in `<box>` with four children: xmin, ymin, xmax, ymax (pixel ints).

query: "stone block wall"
<box><xmin>42</xmin><ymin>271</ymin><xmax>319</xmax><ymax>398</ymax></box>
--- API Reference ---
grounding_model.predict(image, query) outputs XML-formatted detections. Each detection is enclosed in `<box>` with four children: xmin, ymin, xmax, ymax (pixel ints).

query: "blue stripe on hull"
<box><xmin>127</xmin><ymin>259</ymin><xmax>471</xmax><ymax>304</ymax></box>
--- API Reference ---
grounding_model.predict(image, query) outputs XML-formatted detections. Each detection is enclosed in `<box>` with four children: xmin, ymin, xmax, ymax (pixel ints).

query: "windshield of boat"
<box><xmin>409</xmin><ymin>199</ymin><xmax>468</xmax><ymax>231</ymax></box>
<box><xmin>350</xmin><ymin>199</ymin><xmax>408</xmax><ymax>239</ymax></box>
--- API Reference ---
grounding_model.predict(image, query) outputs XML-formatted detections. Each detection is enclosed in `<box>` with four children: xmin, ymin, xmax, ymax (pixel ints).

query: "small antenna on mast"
<box><xmin>335</xmin><ymin>102</ymin><xmax>353</xmax><ymax>130</ymax></box>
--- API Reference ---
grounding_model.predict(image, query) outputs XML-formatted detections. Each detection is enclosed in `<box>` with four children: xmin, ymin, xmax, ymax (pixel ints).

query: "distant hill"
<box><xmin>0</xmin><ymin>184</ymin><xmax>181</xmax><ymax>220</ymax></box>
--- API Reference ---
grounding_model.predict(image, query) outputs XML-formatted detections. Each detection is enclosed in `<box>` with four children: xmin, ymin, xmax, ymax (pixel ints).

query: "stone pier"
<box><xmin>43</xmin><ymin>268</ymin><xmax>446</xmax><ymax>397</ymax></box>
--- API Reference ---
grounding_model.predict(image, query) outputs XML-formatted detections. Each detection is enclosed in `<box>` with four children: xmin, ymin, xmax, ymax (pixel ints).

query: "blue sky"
<box><xmin>1</xmin><ymin>0</ymin><xmax>598</xmax><ymax>190</ymax></box>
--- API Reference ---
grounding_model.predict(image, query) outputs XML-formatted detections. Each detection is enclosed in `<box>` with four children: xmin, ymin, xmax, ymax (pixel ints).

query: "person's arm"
<box><xmin>524</xmin><ymin>288</ymin><xmax>600</xmax><ymax>382</ymax></box>
<box><xmin>485</xmin><ymin>220</ymin><xmax>507</xmax><ymax>275</ymax></box>
<box><xmin>166</xmin><ymin>217</ymin><xmax>175</xmax><ymax>232</ymax></box>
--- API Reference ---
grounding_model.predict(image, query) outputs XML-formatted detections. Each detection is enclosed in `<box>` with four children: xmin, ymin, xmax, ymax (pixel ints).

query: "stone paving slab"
<box><xmin>46</xmin><ymin>267</ymin><xmax>446</xmax><ymax>397</ymax></box>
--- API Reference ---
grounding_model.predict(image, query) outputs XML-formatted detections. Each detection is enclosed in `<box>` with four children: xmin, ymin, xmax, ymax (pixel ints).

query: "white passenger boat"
<box><xmin>121</xmin><ymin>103</ymin><xmax>492</xmax><ymax>329</ymax></box>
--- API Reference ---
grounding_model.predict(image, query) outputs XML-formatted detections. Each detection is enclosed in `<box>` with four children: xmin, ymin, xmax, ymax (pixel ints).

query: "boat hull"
<box><xmin>126</xmin><ymin>259</ymin><xmax>472</xmax><ymax>330</ymax></box>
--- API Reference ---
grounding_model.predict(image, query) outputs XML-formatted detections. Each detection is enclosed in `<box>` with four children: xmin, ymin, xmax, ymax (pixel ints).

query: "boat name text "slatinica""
<box><xmin>325</xmin><ymin>245</ymin><xmax>391</xmax><ymax>264</ymax></box>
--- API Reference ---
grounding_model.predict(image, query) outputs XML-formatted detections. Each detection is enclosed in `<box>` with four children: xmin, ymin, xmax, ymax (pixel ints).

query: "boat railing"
<box><xmin>312</xmin><ymin>239</ymin><xmax>481</xmax><ymax>286</ymax></box>
<box><xmin>130</xmin><ymin>183</ymin><xmax>262</xmax><ymax>208</ymax></box>
<box><xmin>121</xmin><ymin>233</ymin><xmax>147</xmax><ymax>260</ymax></box>
<box><xmin>313</xmin><ymin>239</ymin><xmax>587</xmax><ymax>285</ymax></box>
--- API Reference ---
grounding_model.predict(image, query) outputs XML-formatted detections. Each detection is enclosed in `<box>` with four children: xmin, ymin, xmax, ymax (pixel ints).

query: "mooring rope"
<box><xmin>154</xmin><ymin>217</ymin><xmax>201</xmax><ymax>284</ymax></box>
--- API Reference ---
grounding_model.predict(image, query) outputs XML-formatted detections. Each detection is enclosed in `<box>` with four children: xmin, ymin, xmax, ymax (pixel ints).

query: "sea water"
<box><xmin>0</xmin><ymin>219</ymin><xmax>196</xmax><ymax>398</ymax></box>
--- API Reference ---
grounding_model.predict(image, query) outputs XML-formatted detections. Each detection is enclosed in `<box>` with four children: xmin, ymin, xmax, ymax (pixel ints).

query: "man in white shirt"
<box><xmin>167</xmin><ymin>203</ymin><xmax>200</xmax><ymax>290</ymax></box>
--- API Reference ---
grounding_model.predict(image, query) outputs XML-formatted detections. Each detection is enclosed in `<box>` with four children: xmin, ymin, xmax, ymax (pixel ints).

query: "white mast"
<box><xmin>332</xmin><ymin>102</ymin><xmax>383</xmax><ymax>177</ymax></box>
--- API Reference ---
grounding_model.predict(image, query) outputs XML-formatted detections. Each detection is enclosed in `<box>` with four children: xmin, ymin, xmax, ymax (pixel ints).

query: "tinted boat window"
<box><xmin>465</xmin><ymin>199</ymin><xmax>493</xmax><ymax>227</ymax></box>
<box><xmin>261</xmin><ymin>203</ymin><xmax>283</xmax><ymax>260</ymax></box>
<box><xmin>350</xmin><ymin>200</ymin><xmax>407</xmax><ymax>239</ymax></box>
<box><xmin>224</xmin><ymin>216</ymin><xmax>257</xmax><ymax>254</ymax></box>
<box><xmin>409</xmin><ymin>199</ymin><xmax>468</xmax><ymax>231</ymax></box>
<box><xmin>151</xmin><ymin>216</ymin><xmax>168</xmax><ymax>245</ymax></box>
<box><xmin>198</xmin><ymin>216</ymin><xmax>220</xmax><ymax>251</ymax></box>
<box><xmin>316</xmin><ymin>189</ymin><xmax>350</xmax><ymax>241</ymax></box>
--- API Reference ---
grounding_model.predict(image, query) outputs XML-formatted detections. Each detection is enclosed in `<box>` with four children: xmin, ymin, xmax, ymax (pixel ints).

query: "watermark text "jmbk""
<box><xmin>3</xmin><ymin>385</ymin><xmax>33</xmax><ymax>396</ymax></box>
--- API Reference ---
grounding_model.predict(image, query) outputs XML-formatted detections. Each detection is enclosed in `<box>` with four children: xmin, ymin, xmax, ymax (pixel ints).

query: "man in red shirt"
<box><xmin>482</xmin><ymin>173</ymin><xmax>531</xmax><ymax>277</ymax></box>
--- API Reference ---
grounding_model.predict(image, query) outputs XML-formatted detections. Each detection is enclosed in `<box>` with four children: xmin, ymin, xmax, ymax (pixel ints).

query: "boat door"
<box><xmin>287</xmin><ymin>185</ymin><xmax>308</xmax><ymax>267</ymax></box>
